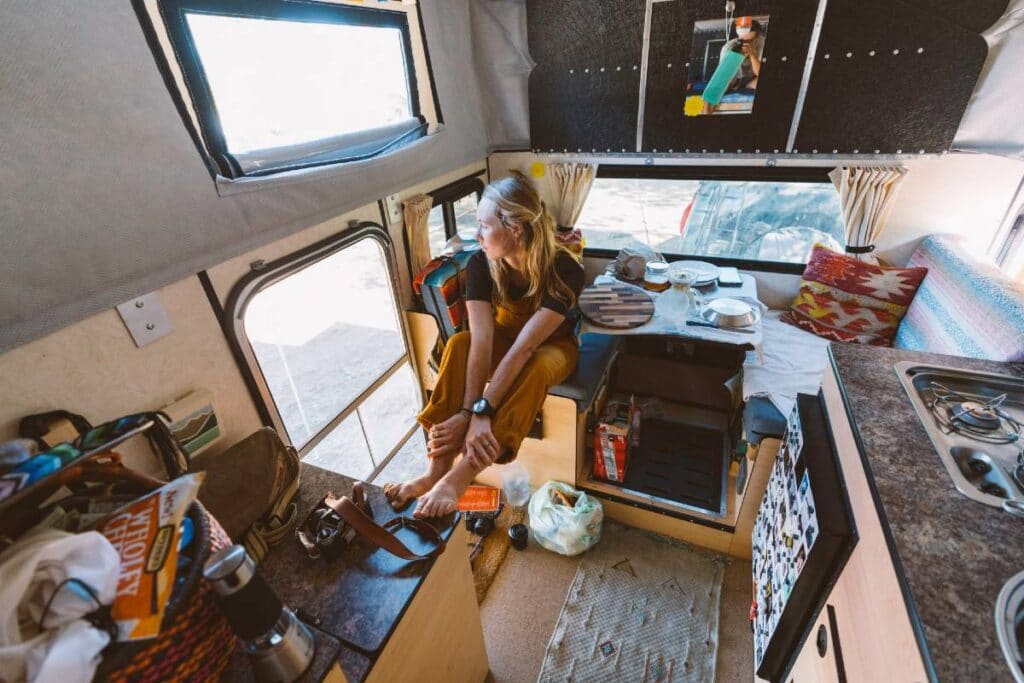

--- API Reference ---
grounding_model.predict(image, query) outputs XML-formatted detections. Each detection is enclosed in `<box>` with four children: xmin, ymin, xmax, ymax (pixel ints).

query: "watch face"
<box><xmin>473</xmin><ymin>399</ymin><xmax>487</xmax><ymax>413</ymax></box>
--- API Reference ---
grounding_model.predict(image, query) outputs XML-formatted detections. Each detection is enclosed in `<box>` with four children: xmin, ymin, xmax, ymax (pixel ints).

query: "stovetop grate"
<box><xmin>926</xmin><ymin>382</ymin><xmax>1022</xmax><ymax>445</ymax></box>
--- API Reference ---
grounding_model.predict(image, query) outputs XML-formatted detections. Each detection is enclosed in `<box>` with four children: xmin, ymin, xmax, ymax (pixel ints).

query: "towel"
<box><xmin>0</xmin><ymin>529</ymin><xmax>120</xmax><ymax>683</ymax></box>
<box><xmin>744</xmin><ymin>310</ymin><xmax>831</xmax><ymax>418</ymax></box>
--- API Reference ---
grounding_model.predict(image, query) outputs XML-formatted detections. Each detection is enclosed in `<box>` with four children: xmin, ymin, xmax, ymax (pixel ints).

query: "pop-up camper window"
<box><xmin>577</xmin><ymin>168</ymin><xmax>844</xmax><ymax>266</ymax></box>
<box><xmin>150</xmin><ymin>0</ymin><xmax>433</xmax><ymax>179</ymax></box>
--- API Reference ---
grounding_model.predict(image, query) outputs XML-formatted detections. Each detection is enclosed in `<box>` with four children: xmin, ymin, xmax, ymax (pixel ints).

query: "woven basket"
<box><xmin>93</xmin><ymin>501</ymin><xmax>236</xmax><ymax>682</ymax></box>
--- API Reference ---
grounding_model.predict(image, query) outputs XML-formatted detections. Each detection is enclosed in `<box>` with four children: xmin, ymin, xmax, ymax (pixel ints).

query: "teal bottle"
<box><xmin>702</xmin><ymin>47</ymin><xmax>744</xmax><ymax>106</ymax></box>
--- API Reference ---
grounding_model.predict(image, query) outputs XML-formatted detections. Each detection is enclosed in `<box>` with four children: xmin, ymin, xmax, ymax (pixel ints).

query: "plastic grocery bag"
<box><xmin>527</xmin><ymin>481</ymin><xmax>603</xmax><ymax>556</ymax></box>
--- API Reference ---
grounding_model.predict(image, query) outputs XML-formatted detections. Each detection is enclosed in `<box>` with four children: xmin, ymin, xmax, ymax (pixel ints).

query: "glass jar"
<box><xmin>643</xmin><ymin>260</ymin><xmax>670</xmax><ymax>292</ymax></box>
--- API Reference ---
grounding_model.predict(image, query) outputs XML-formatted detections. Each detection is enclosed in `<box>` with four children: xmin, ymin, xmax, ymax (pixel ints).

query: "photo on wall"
<box><xmin>684</xmin><ymin>14</ymin><xmax>770</xmax><ymax>116</ymax></box>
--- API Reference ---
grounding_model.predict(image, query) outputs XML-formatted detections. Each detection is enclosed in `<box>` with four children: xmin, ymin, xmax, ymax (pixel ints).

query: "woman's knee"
<box><xmin>445</xmin><ymin>330</ymin><xmax>472</xmax><ymax>356</ymax></box>
<box><xmin>523</xmin><ymin>345</ymin><xmax>577</xmax><ymax>386</ymax></box>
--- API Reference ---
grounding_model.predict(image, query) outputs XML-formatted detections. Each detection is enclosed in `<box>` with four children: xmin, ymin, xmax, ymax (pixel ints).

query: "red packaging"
<box><xmin>592</xmin><ymin>398</ymin><xmax>641</xmax><ymax>483</ymax></box>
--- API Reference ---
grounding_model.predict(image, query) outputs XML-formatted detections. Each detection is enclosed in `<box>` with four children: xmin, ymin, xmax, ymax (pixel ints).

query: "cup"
<box><xmin>643</xmin><ymin>260</ymin><xmax>670</xmax><ymax>292</ymax></box>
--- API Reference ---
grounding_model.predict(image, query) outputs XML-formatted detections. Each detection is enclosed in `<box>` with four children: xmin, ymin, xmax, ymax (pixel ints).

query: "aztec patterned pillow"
<box><xmin>782</xmin><ymin>245</ymin><xmax>928</xmax><ymax>345</ymax></box>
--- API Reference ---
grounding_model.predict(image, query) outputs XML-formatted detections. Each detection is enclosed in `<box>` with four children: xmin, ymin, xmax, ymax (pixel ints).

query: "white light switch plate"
<box><xmin>116</xmin><ymin>291</ymin><xmax>174</xmax><ymax>347</ymax></box>
<box><xmin>384</xmin><ymin>193</ymin><xmax>403</xmax><ymax>224</ymax></box>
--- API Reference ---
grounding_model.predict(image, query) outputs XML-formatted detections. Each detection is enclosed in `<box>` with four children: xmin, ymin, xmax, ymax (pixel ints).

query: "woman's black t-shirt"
<box><xmin>464</xmin><ymin>249</ymin><xmax>585</xmax><ymax>316</ymax></box>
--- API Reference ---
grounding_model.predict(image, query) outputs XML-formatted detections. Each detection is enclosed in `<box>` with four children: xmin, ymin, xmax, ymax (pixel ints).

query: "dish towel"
<box><xmin>744</xmin><ymin>310</ymin><xmax>831</xmax><ymax>418</ymax></box>
<box><xmin>0</xmin><ymin>529</ymin><xmax>120</xmax><ymax>683</ymax></box>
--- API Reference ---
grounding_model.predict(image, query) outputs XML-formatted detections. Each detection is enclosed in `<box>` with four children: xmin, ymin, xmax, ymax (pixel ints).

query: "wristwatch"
<box><xmin>472</xmin><ymin>398</ymin><xmax>496</xmax><ymax>418</ymax></box>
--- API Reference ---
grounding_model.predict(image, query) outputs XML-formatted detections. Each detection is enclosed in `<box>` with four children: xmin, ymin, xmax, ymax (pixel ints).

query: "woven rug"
<box><xmin>468</xmin><ymin>503</ymin><xmax>526</xmax><ymax>604</ymax></box>
<box><xmin>538</xmin><ymin>523</ymin><xmax>726</xmax><ymax>682</ymax></box>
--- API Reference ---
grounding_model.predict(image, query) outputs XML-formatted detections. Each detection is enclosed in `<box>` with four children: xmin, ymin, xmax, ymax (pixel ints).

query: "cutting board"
<box><xmin>579</xmin><ymin>282</ymin><xmax>655</xmax><ymax>329</ymax></box>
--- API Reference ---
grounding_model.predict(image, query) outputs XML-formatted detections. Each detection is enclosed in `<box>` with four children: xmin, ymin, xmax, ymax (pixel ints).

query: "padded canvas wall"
<box><xmin>526</xmin><ymin>0</ymin><xmax>1004</xmax><ymax>158</ymax></box>
<box><xmin>0</xmin><ymin>0</ymin><xmax>487</xmax><ymax>353</ymax></box>
<box><xmin>794</xmin><ymin>0</ymin><xmax>989</xmax><ymax>154</ymax></box>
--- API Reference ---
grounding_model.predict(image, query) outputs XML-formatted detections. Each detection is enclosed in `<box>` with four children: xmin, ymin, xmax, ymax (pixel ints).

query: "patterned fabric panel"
<box><xmin>782</xmin><ymin>244</ymin><xmax>928</xmax><ymax>346</ymax></box>
<box><xmin>893</xmin><ymin>234</ymin><xmax>1024</xmax><ymax>362</ymax></box>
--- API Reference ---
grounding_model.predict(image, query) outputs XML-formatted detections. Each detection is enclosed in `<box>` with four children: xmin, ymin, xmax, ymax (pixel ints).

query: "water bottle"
<box><xmin>498</xmin><ymin>461</ymin><xmax>531</xmax><ymax>507</ymax></box>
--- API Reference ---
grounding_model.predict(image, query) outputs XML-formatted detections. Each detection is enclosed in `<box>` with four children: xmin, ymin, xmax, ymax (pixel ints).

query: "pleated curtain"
<box><xmin>549</xmin><ymin>162</ymin><xmax>597</xmax><ymax>229</ymax></box>
<box><xmin>403</xmin><ymin>193</ymin><xmax>434</xmax><ymax>275</ymax></box>
<box><xmin>828</xmin><ymin>166</ymin><xmax>908</xmax><ymax>259</ymax></box>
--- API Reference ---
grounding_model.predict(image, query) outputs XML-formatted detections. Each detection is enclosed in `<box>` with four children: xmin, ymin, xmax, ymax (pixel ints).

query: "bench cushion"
<box><xmin>549</xmin><ymin>333</ymin><xmax>620</xmax><ymax>410</ymax></box>
<box><xmin>893</xmin><ymin>234</ymin><xmax>1024</xmax><ymax>362</ymax></box>
<box><xmin>743</xmin><ymin>395</ymin><xmax>787</xmax><ymax>445</ymax></box>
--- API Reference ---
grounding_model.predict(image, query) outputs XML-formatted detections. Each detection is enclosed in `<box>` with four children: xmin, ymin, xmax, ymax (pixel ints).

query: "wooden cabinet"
<box><xmin>786</xmin><ymin>606</ymin><xmax>842</xmax><ymax>683</ymax></box>
<box><xmin>819</xmin><ymin>368</ymin><xmax>929</xmax><ymax>682</ymax></box>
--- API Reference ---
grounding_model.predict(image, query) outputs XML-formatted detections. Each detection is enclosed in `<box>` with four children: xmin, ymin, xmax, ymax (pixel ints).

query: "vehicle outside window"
<box><xmin>577</xmin><ymin>175</ymin><xmax>844</xmax><ymax>264</ymax></box>
<box><xmin>237</xmin><ymin>232</ymin><xmax>423</xmax><ymax>481</ymax></box>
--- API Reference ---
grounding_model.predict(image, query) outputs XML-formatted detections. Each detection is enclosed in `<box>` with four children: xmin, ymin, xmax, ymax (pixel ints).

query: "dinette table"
<box><xmin>578</xmin><ymin>273</ymin><xmax>765</xmax><ymax>355</ymax></box>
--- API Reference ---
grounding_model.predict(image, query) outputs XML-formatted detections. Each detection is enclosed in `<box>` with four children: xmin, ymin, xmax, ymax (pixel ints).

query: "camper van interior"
<box><xmin>4</xmin><ymin>0</ymin><xmax>1024</xmax><ymax>681</ymax></box>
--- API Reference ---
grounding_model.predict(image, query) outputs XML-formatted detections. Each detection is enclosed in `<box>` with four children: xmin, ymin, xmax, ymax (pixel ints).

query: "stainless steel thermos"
<box><xmin>203</xmin><ymin>545</ymin><xmax>315</xmax><ymax>683</ymax></box>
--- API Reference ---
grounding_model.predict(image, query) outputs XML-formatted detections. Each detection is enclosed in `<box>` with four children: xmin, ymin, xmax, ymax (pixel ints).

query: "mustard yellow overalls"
<box><xmin>417</xmin><ymin>295</ymin><xmax>579</xmax><ymax>463</ymax></box>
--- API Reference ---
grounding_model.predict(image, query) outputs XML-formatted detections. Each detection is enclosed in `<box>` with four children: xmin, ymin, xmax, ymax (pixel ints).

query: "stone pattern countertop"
<box><xmin>829</xmin><ymin>342</ymin><xmax>1024</xmax><ymax>682</ymax></box>
<box><xmin>256</xmin><ymin>464</ymin><xmax>456</xmax><ymax>682</ymax></box>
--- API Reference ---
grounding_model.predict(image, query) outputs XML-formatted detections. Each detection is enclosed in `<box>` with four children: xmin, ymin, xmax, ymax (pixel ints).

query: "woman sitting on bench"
<box><xmin>385</xmin><ymin>172</ymin><xmax>585</xmax><ymax>518</ymax></box>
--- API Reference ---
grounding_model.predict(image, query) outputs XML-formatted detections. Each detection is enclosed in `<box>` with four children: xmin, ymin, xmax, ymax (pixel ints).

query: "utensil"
<box><xmin>686</xmin><ymin>319</ymin><xmax>756</xmax><ymax>334</ymax></box>
<box><xmin>701</xmin><ymin>297</ymin><xmax>763</xmax><ymax>328</ymax></box>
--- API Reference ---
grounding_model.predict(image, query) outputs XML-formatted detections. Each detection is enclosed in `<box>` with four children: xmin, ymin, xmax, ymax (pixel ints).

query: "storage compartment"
<box><xmin>624</xmin><ymin>418</ymin><xmax>728</xmax><ymax>514</ymax></box>
<box><xmin>582</xmin><ymin>369</ymin><xmax>738</xmax><ymax>517</ymax></box>
<box><xmin>610</xmin><ymin>338</ymin><xmax>744</xmax><ymax>414</ymax></box>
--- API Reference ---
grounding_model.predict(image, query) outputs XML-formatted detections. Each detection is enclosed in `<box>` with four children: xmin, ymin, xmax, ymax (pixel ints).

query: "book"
<box><xmin>456</xmin><ymin>485</ymin><xmax>500</xmax><ymax>512</ymax></box>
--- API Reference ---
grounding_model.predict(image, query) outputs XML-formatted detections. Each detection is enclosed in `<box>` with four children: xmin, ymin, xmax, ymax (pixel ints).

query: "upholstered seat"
<box><xmin>548</xmin><ymin>333</ymin><xmax>620</xmax><ymax>410</ymax></box>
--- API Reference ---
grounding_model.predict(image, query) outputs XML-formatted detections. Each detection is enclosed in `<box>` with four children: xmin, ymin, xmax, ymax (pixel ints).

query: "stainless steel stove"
<box><xmin>895</xmin><ymin>362</ymin><xmax>1024</xmax><ymax>508</ymax></box>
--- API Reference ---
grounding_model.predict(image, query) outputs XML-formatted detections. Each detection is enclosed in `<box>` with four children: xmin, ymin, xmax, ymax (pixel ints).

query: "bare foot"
<box><xmin>383</xmin><ymin>445</ymin><xmax>458</xmax><ymax>511</ymax></box>
<box><xmin>427</xmin><ymin>413</ymin><xmax>469</xmax><ymax>459</ymax></box>
<box><xmin>383</xmin><ymin>475</ymin><xmax>438</xmax><ymax>511</ymax></box>
<box><xmin>413</xmin><ymin>479</ymin><xmax>459</xmax><ymax>518</ymax></box>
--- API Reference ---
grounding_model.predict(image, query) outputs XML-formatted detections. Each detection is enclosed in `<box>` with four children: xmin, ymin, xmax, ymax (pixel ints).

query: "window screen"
<box><xmin>157</xmin><ymin>0</ymin><xmax>428</xmax><ymax>178</ymax></box>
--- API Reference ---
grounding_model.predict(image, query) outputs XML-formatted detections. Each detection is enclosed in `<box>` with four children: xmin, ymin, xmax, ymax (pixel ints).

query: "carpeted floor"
<box><xmin>481</xmin><ymin>521</ymin><xmax>754</xmax><ymax>683</ymax></box>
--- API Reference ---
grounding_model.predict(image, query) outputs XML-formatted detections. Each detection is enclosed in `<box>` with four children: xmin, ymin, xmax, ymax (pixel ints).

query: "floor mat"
<box><xmin>537</xmin><ymin>524</ymin><xmax>725</xmax><ymax>682</ymax></box>
<box><xmin>468</xmin><ymin>503</ymin><xmax>526</xmax><ymax>604</ymax></box>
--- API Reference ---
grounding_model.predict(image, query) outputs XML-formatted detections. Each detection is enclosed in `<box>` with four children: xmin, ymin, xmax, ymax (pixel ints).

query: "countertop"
<box><xmin>829</xmin><ymin>342</ymin><xmax>1024</xmax><ymax>682</ymax></box>
<box><xmin>229</xmin><ymin>464</ymin><xmax>457</xmax><ymax>683</ymax></box>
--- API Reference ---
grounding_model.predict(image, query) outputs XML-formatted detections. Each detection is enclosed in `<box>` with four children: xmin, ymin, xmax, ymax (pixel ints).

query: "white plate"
<box><xmin>669</xmin><ymin>260</ymin><xmax>718</xmax><ymax>286</ymax></box>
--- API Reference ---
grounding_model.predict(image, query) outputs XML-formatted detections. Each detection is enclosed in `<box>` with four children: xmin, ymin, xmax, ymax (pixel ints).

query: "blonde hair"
<box><xmin>482</xmin><ymin>171</ymin><xmax>577</xmax><ymax>311</ymax></box>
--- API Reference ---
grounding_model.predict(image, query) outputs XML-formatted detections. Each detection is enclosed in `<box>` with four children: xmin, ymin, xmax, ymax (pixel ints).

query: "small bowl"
<box><xmin>668</xmin><ymin>268</ymin><xmax>701</xmax><ymax>287</ymax></box>
<box><xmin>700</xmin><ymin>298</ymin><xmax>763</xmax><ymax>328</ymax></box>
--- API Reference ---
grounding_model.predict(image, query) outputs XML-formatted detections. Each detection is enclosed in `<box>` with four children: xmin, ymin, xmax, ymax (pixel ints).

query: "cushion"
<box><xmin>549</xmin><ymin>333</ymin><xmax>620</xmax><ymax>410</ymax></box>
<box><xmin>782</xmin><ymin>245</ymin><xmax>928</xmax><ymax>345</ymax></box>
<box><xmin>893</xmin><ymin>234</ymin><xmax>1024</xmax><ymax>362</ymax></box>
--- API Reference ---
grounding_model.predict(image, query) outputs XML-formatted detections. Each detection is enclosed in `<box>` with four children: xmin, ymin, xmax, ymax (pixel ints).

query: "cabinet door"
<box><xmin>786</xmin><ymin>605</ymin><xmax>842</xmax><ymax>683</ymax></box>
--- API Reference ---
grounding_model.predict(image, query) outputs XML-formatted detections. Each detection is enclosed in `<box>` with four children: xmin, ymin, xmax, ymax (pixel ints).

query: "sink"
<box><xmin>895</xmin><ymin>362</ymin><xmax>1024</xmax><ymax>508</ymax></box>
<box><xmin>996</xmin><ymin>570</ymin><xmax>1024</xmax><ymax>683</ymax></box>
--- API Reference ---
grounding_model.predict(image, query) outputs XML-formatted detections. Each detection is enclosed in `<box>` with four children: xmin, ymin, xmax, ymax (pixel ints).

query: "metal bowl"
<box><xmin>700</xmin><ymin>297</ymin><xmax>763</xmax><ymax>328</ymax></box>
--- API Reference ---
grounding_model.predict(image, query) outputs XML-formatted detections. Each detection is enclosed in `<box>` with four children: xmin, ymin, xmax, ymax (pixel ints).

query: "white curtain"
<box><xmin>828</xmin><ymin>166</ymin><xmax>907</xmax><ymax>259</ymax></box>
<box><xmin>549</xmin><ymin>162</ymin><xmax>597</xmax><ymax>228</ymax></box>
<box><xmin>403</xmin><ymin>194</ymin><xmax>434</xmax><ymax>274</ymax></box>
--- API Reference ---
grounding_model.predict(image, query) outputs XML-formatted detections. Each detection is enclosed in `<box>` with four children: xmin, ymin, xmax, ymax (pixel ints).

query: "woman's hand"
<box><xmin>464</xmin><ymin>415</ymin><xmax>502</xmax><ymax>470</ymax></box>
<box><xmin>427</xmin><ymin>412</ymin><xmax>470</xmax><ymax>459</ymax></box>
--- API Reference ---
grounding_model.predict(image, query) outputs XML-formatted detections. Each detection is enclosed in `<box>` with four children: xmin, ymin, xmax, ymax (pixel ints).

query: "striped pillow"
<box><xmin>782</xmin><ymin>245</ymin><xmax>928</xmax><ymax>345</ymax></box>
<box><xmin>893</xmin><ymin>234</ymin><xmax>1024</xmax><ymax>361</ymax></box>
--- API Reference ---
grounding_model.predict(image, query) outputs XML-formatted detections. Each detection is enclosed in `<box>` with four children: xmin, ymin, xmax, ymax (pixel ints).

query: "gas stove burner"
<box><xmin>980</xmin><ymin>482</ymin><xmax>1008</xmax><ymax>498</ymax></box>
<box><xmin>1015</xmin><ymin>451</ymin><xmax>1024</xmax><ymax>493</ymax></box>
<box><xmin>927</xmin><ymin>383</ymin><xmax>1022</xmax><ymax>444</ymax></box>
<box><xmin>950</xmin><ymin>401</ymin><xmax>1002</xmax><ymax>431</ymax></box>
